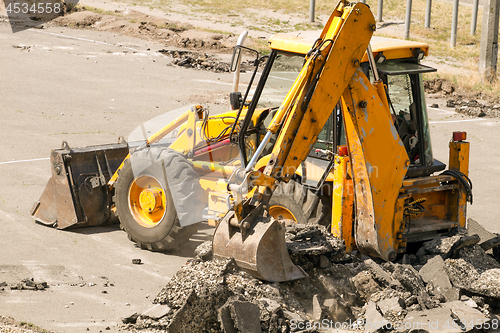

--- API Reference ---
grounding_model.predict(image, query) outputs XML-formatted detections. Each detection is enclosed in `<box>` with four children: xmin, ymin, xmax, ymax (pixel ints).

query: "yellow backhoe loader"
<box><xmin>31</xmin><ymin>0</ymin><xmax>472</xmax><ymax>282</ymax></box>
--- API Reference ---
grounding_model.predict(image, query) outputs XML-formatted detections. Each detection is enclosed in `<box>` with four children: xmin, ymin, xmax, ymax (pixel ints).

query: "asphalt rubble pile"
<box><xmin>120</xmin><ymin>218</ymin><xmax>500</xmax><ymax>333</ymax></box>
<box><xmin>158</xmin><ymin>50</ymin><xmax>231</xmax><ymax>73</ymax></box>
<box><xmin>158</xmin><ymin>49</ymin><xmax>263</xmax><ymax>73</ymax></box>
<box><xmin>0</xmin><ymin>278</ymin><xmax>49</xmax><ymax>291</ymax></box>
<box><xmin>0</xmin><ymin>316</ymin><xmax>50</xmax><ymax>333</ymax></box>
<box><xmin>424</xmin><ymin>78</ymin><xmax>500</xmax><ymax>118</ymax></box>
<box><xmin>445</xmin><ymin>99</ymin><xmax>500</xmax><ymax>118</ymax></box>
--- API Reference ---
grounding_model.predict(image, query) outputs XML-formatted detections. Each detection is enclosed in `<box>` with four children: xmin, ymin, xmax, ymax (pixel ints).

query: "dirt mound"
<box><xmin>50</xmin><ymin>8</ymin><xmax>233</xmax><ymax>52</ymax></box>
<box><xmin>0</xmin><ymin>316</ymin><xmax>51</xmax><ymax>333</ymax></box>
<box><xmin>424</xmin><ymin>78</ymin><xmax>456</xmax><ymax>95</ymax></box>
<box><xmin>120</xmin><ymin>220</ymin><xmax>500</xmax><ymax>332</ymax></box>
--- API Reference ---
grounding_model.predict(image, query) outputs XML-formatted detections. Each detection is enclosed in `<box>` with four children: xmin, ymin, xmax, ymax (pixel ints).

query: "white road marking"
<box><xmin>0</xmin><ymin>157</ymin><xmax>49</xmax><ymax>165</ymax></box>
<box><xmin>428</xmin><ymin>107</ymin><xmax>456</xmax><ymax>114</ymax></box>
<box><xmin>479</xmin><ymin>121</ymin><xmax>500</xmax><ymax>126</ymax></box>
<box><xmin>29</xmin><ymin>29</ymin><xmax>141</xmax><ymax>52</ymax></box>
<box><xmin>429</xmin><ymin>118</ymin><xmax>488</xmax><ymax>124</ymax></box>
<box><xmin>5</xmin><ymin>298</ymin><xmax>39</xmax><ymax>304</ymax></box>
<box><xmin>194</xmin><ymin>79</ymin><xmax>233</xmax><ymax>86</ymax></box>
<box><xmin>269</xmin><ymin>75</ymin><xmax>296</xmax><ymax>82</ymax></box>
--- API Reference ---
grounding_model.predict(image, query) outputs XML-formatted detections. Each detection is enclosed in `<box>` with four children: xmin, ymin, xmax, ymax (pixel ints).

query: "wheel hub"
<box><xmin>128</xmin><ymin>175</ymin><xmax>167</xmax><ymax>228</ymax></box>
<box><xmin>269</xmin><ymin>205</ymin><xmax>296</xmax><ymax>223</ymax></box>
<box><xmin>139</xmin><ymin>188</ymin><xmax>163</xmax><ymax>213</ymax></box>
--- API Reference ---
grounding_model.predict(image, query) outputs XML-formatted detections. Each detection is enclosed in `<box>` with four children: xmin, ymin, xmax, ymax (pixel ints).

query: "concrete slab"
<box><xmin>377</xmin><ymin>297</ymin><xmax>405</xmax><ymax>317</ymax></box>
<box><xmin>364</xmin><ymin>259</ymin><xmax>392</xmax><ymax>287</ymax></box>
<box><xmin>442</xmin><ymin>301</ymin><xmax>489</xmax><ymax>330</ymax></box>
<box><xmin>419</xmin><ymin>255</ymin><xmax>459</xmax><ymax>301</ymax></box>
<box><xmin>403</xmin><ymin>307</ymin><xmax>462</xmax><ymax>333</ymax></box>
<box><xmin>363</xmin><ymin>301</ymin><xmax>389</xmax><ymax>333</ymax></box>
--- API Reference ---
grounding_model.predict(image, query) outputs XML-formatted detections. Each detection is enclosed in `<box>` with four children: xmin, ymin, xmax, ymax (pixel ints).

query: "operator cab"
<box><xmin>371</xmin><ymin>56</ymin><xmax>444</xmax><ymax>178</ymax></box>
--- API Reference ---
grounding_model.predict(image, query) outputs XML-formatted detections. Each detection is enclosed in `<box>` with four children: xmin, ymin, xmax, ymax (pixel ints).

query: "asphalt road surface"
<box><xmin>0</xmin><ymin>22</ymin><xmax>233</xmax><ymax>332</ymax></box>
<box><xmin>0</xmin><ymin>20</ymin><xmax>499</xmax><ymax>333</ymax></box>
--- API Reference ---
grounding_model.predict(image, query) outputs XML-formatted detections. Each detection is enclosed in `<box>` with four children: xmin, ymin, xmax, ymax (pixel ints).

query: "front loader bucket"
<box><xmin>31</xmin><ymin>141</ymin><xmax>129</xmax><ymax>229</ymax></box>
<box><xmin>212</xmin><ymin>214</ymin><xmax>307</xmax><ymax>282</ymax></box>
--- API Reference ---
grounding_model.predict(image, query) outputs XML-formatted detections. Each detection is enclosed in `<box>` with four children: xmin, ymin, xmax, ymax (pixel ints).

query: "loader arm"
<box><xmin>213</xmin><ymin>0</ymin><xmax>376</xmax><ymax>282</ymax></box>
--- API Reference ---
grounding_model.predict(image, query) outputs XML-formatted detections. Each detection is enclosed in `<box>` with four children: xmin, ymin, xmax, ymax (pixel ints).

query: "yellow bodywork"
<box><xmin>269</xmin><ymin>33</ymin><xmax>429</xmax><ymax>60</ymax></box>
<box><xmin>264</xmin><ymin>3</ymin><xmax>375</xmax><ymax>183</ymax></box>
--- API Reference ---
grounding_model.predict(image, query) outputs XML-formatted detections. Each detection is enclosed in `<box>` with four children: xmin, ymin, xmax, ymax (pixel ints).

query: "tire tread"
<box><xmin>114</xmin><ymin>147</ymin><xmax>202</xmax><ymax>251</ymax></box>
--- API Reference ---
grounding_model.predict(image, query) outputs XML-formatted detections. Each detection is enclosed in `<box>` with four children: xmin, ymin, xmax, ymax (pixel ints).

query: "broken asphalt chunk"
<box><xmin>141</xmin><ymin>304</ymin><xmax>172</xmax><ymax>320</ymax></box>
<box><xmin>364</xmin><ymin>258</ymin><xmax>393</xmax><ymax>287</ymax></box>
<box><xmin>419</xmin><ymin>255</ymin><xmax>459</xmax><ymax>301</ymax></box>
<box><xmin>445</xmin><ymin>234</ymin><xmax>480</xmax><ymax>259</ymax></box>
<box><xmin>229</xmin><ymin>300</ymin><xmax>262</xmax><ymax>333</ymax></box>
<box><xmin>363</xmin><ymin>301</ymin><xmax>389</xmax><ymax>333</ymax></box>
<box><xmin>479</xmin><ymin>235</ymin><xmax>500</xmax><ymax>252</ymax></box>
<box><xmin>445</xmin><ymin>256</ymin><xmax>500</xmax><ymax>299</ymax></box>
<box><xmin>377</xmin><ymin>296</ymin><xmax>405</xmax><ymax>317</ymax></box>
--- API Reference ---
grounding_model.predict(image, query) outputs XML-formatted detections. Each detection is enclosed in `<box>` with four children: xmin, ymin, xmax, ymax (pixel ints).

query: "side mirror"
<box><xmin>231</xmin><ymin>46</ymin><xmax>242</xmax><ymax>72</ymax></box>
<box><xmin>230</xmin><ymin>92</ymin><xmax>243</xmax><ymax>110</ymax></box>
<box><xmin>230</xmin><ymin>45</ymin><xmax>260</xmax><ymax>72</ymax></box>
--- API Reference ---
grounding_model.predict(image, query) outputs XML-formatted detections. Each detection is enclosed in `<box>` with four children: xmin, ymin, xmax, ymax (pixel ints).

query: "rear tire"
<box><xmin>114</xmin><ymin>147</ymin><xmax>203</xmax><ymax>251</ymax></box>
<box><xmin>269</xmin><ymin>179</ymin><xmax>331</xmax><ymax>226</ymax></box>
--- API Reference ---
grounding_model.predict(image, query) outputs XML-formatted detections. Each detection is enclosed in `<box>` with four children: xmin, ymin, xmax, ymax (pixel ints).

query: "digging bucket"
<box><xmin>212</xmin><ymin>212</ymin><xmax>307</xmax><ymax>282</ymax></box>
<box><xmin>30</xmin><ymin>141</ymin><xmax>129</xmax><ymax>229</ymax></box>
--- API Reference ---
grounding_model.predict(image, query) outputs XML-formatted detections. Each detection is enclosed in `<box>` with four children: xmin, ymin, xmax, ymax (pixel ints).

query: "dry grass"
<box><xmin>365</xmin><ymin>0</ymin><xmax>482</xmax><ymax>60</ymax></box>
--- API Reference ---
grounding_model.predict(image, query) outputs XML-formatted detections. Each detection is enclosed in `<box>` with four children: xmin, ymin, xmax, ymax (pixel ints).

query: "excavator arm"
<box><xmin>213</xmin><ymin>0</ymin><xmax>379</xmax><ymax>281</ymax></box>
<box><xmin>342</xmin><ymin>69</ymin><xmax>409</xmax><ymax>261</ymax></box>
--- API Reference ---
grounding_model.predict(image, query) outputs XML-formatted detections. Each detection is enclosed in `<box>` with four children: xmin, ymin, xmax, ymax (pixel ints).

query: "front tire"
<box><xmin>269</xmin><ymin>179</ymin><xmax>331</xmax><ymax>226</ymax></box>
<box><xmin>114</xmin><ymin>147</ymin><xmax>203</xmax><ymax>251</ymax></box>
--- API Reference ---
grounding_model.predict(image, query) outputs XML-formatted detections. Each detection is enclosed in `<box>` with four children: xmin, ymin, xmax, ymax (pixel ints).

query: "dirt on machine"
<box><xmin>31</xmin><ymin>0</ymin><xmax>473</xmax><ymax>283</ymax></box>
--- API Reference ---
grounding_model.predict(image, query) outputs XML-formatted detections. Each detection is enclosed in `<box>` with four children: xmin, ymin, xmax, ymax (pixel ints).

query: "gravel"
<box><xmin>119</xmin><ymin>224</ymin><xmax>500</xmax><ymax>333</ymax></box>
